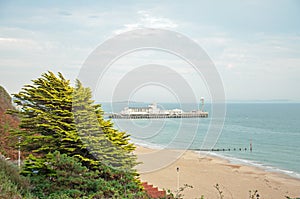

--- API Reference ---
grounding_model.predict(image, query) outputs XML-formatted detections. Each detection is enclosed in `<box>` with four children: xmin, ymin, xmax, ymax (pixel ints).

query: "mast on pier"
<box><xmin>200</xmin><ymin>97</ymin><xmax>205</xmax><ymax>112</ymax></box>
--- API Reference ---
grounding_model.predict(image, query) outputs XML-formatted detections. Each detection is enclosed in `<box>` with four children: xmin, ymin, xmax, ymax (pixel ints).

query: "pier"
<box><xmin>109</xmin><ymin>112</ymin><xmax>208</xmax><ymax>119</ymax></box>
<box><xmin>108</xmin><ymin>100</ymin><xmax>209</xmax><ymax>119</ymax></box>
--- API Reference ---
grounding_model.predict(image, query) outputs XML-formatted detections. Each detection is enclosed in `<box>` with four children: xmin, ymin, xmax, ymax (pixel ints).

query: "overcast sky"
<box><xmin>1</xmin><ymin>0</ymin><xmax>300</xmax><ymax>102</ymax></box>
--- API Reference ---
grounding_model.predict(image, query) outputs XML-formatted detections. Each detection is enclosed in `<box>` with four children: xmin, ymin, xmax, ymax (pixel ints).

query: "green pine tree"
<box><xmin>9</xmin><ymin>71</ymin><xmax>139</xmax><ymax>169</ymax></box>
<box><xmin>72</xmin><ymin>80</ymin><xmax>137</xmax><ymax>170</ymax></box>
<box><xmin>8</xmin><ymin>71</ymin><xmax>145</xmax><ymax>198</ymax></box>
<box><xmin>93</xmin><ymin>103</ymin><xmax>136</xmax><ymax>152</ymax></box>
<box><xmin>10</xmin><ymin>71</ymin><xmax>138</xmax><ymax>170</ymax></box>
<box><xmin>11</xmin><ymin>72</ymin><xmax>80</xmax><ymax>155</ymax></box>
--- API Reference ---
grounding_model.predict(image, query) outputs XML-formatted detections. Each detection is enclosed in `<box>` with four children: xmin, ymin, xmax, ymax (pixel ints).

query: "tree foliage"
<box><xmin>8</xmin><ymin>71</ymin><xmax>144</xmax><ymax>198</ymax></box>
<box><xmin>11</xmin><ymin>72</ymin><xmax>76</xmax><ymax>155</ymax></box>
<box><xmin>72</xmin><ymin>80</ymin><xmax>137</xmax><ymax>170</ymax></box>
<box><xmin>10</xmin><ymin>71</ymin><xmax>137</xmax><ymax>170</ymax></box>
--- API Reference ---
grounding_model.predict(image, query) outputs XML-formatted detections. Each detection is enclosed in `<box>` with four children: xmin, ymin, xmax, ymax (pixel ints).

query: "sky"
<box><xmin>1</xmin><ymin>0</ymin><xmax>300</xmax><ymax>102</ymax></box>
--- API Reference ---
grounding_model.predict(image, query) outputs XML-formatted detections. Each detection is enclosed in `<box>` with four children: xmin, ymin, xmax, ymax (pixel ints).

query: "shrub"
<box><xmin>26</xmin><ymin>151</ymin><xmax>147</xmax><ymax>198</ymax></box>
<box><xmin>0</xmin><ymin>158</ymin><xmax>34</xmax><ymax>199</ymax></box>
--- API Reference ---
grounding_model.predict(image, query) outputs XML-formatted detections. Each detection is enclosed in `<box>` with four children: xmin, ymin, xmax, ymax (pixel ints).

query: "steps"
<box><xmin>142</xmin><ymin>182</ymin><xmax>166</xmax><ymax>198</ymax></box>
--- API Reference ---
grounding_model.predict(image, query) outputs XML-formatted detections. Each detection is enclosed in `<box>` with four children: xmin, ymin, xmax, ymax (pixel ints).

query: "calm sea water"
<box><xmin>101</xmin><ymin>103</ymin><xmax>300</xmax><ymax>178</ymax></box>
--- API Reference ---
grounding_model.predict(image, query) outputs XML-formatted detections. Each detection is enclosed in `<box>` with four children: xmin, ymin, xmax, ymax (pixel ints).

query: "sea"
<box><xmin>101</xmin><ymin>102</ymin><xmax>300</xmax><ymax>179</ymax></box>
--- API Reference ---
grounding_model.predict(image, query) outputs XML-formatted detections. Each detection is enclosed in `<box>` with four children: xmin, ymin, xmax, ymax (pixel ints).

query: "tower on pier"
<box><xmin>200</xmin><ymin>97</ymin><xmax>205</xmax><ymax>112</ymax></box>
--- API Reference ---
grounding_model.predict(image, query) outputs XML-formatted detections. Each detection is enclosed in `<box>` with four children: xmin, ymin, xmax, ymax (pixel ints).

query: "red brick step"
<box><xmin>142</xmin><ymin>182</ymin><xmax>166</xmax><ymax>198</ymax></box>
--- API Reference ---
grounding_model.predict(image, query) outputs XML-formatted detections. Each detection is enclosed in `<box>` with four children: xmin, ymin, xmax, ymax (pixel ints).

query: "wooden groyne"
<box><xmin>193</xmin><ymin>147</ymin><xmax>251</xmax><ymax>152</ymax></box>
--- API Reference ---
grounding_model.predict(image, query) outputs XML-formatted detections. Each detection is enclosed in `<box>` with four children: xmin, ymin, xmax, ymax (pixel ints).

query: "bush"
<box><xmin>0</xmin><ymin>158</ymin><xmax>35</xmax><ymax>199</ymax></box>
<box><xmin>25</xmin><ymin>151</ymin><xmax>147</xmax><ymax>198</ymax></box>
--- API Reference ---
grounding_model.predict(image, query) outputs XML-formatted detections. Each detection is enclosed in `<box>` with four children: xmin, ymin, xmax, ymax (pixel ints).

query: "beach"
<box><xmin>135</xmin><ymin>145</ymin><xmax>300</xmax><ymax>199</ymax></box>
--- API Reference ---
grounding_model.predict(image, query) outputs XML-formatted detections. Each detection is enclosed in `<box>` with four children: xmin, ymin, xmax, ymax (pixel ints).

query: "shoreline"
<box><xmin>199</xmin><ymin>150</ymin><xmax>300</xmax><ymax>181</ymax></box>
<box><xmin>134</xmin><ymin>145</ymin><xmax>300</xmax><ymax>198</ymax></box>
<box><xmin>134</xmin><ymin>141</ymin><xmax>300</xmax><ymax>181</ymax></box>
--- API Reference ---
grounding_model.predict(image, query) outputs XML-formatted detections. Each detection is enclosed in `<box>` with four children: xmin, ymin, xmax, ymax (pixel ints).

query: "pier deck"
<box><xmin>109</xmin><ymin>112</ymin><xmax>208</xmax><ymax>119</ymax></box>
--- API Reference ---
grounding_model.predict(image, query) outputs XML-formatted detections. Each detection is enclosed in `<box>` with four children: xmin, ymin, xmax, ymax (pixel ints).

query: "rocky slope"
<box><xmin>0</xmin><ymin>85</ymin><xmax>19</xmax><ymax>160</ymax></box>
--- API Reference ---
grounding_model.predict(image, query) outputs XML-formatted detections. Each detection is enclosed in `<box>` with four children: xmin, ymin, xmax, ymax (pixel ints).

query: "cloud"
<box><xmin>226</xmin><ymin>63</ymin><xmax>234</xmax><ymax>69</ymax></box>
<box><xmin>195</xmin><ymin>32</ymin><xmax>300</xmax><ymax>100</ymax></box>
<box><xmin>0</xmin><ymin>37</ymin><xmax>43</xmax><ymax>51</ymax></box>
<box><xmin>58</xmin><ymin>10</ymin><xmax>72</xmax><ymax>16</ymax></box>
<box><xmin>194</xmin><ymin>32</ymin><xmax>300</xmax><ymax>73</ymax></box>
<box><xmin>114</xmin><ymin>10</ymin><xmax>178</xmax><ymax>34</ymax></box>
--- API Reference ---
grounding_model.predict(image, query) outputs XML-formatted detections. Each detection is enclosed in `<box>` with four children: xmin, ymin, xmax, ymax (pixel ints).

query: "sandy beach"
<box><xmin>134</xmin><ymin>145</ymin><xmax>300</xmax><ymax>199</ymax></box>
